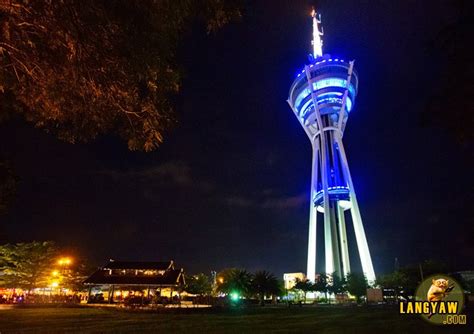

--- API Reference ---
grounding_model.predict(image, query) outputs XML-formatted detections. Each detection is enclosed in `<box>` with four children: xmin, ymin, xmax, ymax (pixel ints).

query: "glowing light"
<box><xmin>339</xmin><ymin>200</ymin><xmax>352</xmax><ymax>210</ymax></box>
<box><xmin>58</xmin><ymin>257</ymin><xmax>72</xmax><ymax>266</ymax></box>
<box><xmin>230</xmin><ymin>292</ymin><xmax>239</xmax><ymax>301</ymax></box>
<box><xmin>52</xmin><ymin>271</ymin><xmax>59</xmax><ymax>277</ymax></box>
<box><xmin>312</xmin><ymin>10</ymin><xmax>323</xmax><ymax>58</ymax></box>
<box><xmin>51</xmin><ymin>281</ymin><xmax>59</xmax><ymax>288</ymax></box>
<box><xmin>294</xmin><ymin>78</ymin><xmax>355</xmax><ymax>114</ymax></box>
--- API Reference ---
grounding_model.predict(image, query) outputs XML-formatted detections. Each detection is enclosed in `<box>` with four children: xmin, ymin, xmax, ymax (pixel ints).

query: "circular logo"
<box><xmin>415</xmin><ymin>274</ymin><xmax>465</xmax><ymax>325</ymax></box>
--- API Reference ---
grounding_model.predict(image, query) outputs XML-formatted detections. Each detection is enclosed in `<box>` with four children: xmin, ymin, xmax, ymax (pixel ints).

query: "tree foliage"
<box><xmin>216</xmin><ymin>268</ymin><xmax>252</xmax><ymax>297</ymax></box>
<box><xmin>313</xmin><ymin>274</ymin><xmax>328</xmax><ymax>295</ymax></box>
<box><xmin>185</xmin><ymin>273</ymin><xmax>212</xmax><ymax>296</ymax></box>
<box><xmin>251</xmin><ymin>270</ymin><xmax>281</xmax><ymax>306</ymax></box>
<box><xmin>327</xmin><ymin>273</ymin><xmax>346</xmax><ymax>294</ymax></box>
<box><xmin>377</xmin><ymin>260</ymin><xmax>450</xmax><ymax>299</ymax></box>
<box><xmin>0</xmin><ymin>0</ymin><xmax>240</xmax><ymax>151</ymax></box>
<box><xmin>292</xmin><ymin>278</ymin><xmax>314</xmax><ymax>303</ymax></box>
<box><xmin>0</xmin><ymin>241</ymin><xmax>57</xmax><ymax>290</ymax></box>
<box><xmin>376</xmin><ymin>270</ymin><xmax>408</xmax><ymax>301</ymax></box>
<box><xmin>345</xmin><ymin>272</ymin><xmax>367</xmax><ymax>303</ymax></box>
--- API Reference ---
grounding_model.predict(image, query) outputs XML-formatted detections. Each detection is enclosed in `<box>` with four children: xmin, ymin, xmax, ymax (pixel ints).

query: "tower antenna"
<box><xmin>311</xmin><ymin>8</ymin><xmax>324</xmax><ymax>58</ymax></box>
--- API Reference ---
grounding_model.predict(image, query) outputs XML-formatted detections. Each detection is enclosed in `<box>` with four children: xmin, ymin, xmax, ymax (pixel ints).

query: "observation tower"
<box><xmin>287</xmin><ymin>10</ymin><xmax>376</xmax><ymax>283</ymax></box>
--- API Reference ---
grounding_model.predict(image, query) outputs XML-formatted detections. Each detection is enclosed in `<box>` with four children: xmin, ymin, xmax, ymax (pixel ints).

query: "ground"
<box><xmin>0</xmin><ymin>305</ymin><xmax>472</xmax><ymax>333</ymax></box>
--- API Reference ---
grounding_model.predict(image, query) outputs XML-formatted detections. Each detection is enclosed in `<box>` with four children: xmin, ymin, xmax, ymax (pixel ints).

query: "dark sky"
<box><xmin>1</xmin><ymin>0</ymin><xmax>473</xmax><ymax>277</ymax></box>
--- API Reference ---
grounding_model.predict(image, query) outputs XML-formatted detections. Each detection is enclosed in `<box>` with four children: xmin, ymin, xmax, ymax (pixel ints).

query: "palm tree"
<box><xmin>251</xmin><ymin>270</ymin><xmax>281</xmax><ymax>306</ymax></box>
<box><xmin>216</xmin><ymin>268</ymin><xmax>252</xmax><ymax>299</ymax></box>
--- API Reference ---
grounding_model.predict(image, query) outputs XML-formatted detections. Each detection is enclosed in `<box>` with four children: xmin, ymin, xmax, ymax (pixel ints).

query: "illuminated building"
<box><xmin>84</xmin><ymin>260</ymin><xmax>185</xmax><ymax>303</ymax></box>
<box><xmin>287</xmin><ymin>10</ymin><xmax>376</xmax><ymax>284</ymax></box>
<box><xmin>283</xmin><ymin>272</ymin><xmax>306</xmax><ymax>290</ymax></box>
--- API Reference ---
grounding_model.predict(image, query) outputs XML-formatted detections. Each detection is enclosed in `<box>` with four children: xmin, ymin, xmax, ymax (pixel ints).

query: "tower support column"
<box><xmin>306</xmin><ymin>140</ymin><xmax>319</xmax><ymax>282</ymax></box>
<box><xmin>337</xmin><ymin>204</ymin><xmax>351</xmax><ymax>276</ymax></box>
<box><xmin>335</xmin><ymin>135</ymin><xmax>376</xmax><ymax>284</ymax></box>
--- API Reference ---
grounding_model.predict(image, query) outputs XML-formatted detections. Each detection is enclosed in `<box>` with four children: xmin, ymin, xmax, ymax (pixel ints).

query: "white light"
<box><xmin>312</xmin><ymin>10</ymin><xmax>323</xmax><ymax>58</ymax></box>
<box><xmin>339</xmin><ymin>200</ymin><xmax>352</xmax><ymax>210</ymax></box>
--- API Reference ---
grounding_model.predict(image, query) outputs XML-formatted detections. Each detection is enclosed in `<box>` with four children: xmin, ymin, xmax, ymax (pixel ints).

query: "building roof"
<box><xmin>84</xmin><ymin>268</ymin><xmax>184</xmax><ymax>286</ymax></box>
<box><xmin>83</xmin><ymin>260</ymin><xmax>184</xmax><ymax>286</ymax></box>
<box><xmin>101</xmin><ymin>260</ymin><xmax>174</xmax><ymax>271</ymax></box>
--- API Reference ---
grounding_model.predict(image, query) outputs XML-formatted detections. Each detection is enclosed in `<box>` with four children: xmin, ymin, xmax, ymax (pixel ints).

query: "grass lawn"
<box><xmin>0</xmin><ymin>305</ymin><xmax>472</xmax><ymax>333</ymax></box>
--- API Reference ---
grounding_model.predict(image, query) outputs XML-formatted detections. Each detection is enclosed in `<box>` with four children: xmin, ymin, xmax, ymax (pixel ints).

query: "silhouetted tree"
<box><xmin>0</xmin><ymin>0</ymin><xmax>240</xmax><ymax>151</ymax></box>
<box><xmin>251</xmin><ymin>270</ymin><xmax>281</xmax><ymax>306</ymax></box>
<box><xmin>313</xmin><ymin>274</ymin><xmax>329</xmax><ymax>301</ymax></box>
<box><xmin>376</xmin><ymin>270</ymin><xmax>409</xmax><ymax>302</ymax></box>
<box><xmin>345</xmin><ymin>272</ymin><xmax>367</xmax><ymax>304</ymax></box>
<box><xmin>293</xmin><ymin>278</ymin><xmax>314</xmax><ymax>303</ymax></box>
<box><xmin>327</xmin><ymin>273</ymin><xmax>346</xmax><ymax>304</ymax></box>
<box><xmin>216</xmin><ymin>268</ymin><xmax>252</xmax><ymax>298</ymax></box>
<box><xmin>185</xmin><ymin>273</ymin><xmax>213</xmax><ymax>296</ymax></box>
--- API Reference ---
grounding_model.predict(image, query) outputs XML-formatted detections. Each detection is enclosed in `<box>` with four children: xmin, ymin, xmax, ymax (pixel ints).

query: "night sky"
<box><xmin>1</xmin><ymin>0</ymin><xmax>472</xmax><ymax>277</ymax></box>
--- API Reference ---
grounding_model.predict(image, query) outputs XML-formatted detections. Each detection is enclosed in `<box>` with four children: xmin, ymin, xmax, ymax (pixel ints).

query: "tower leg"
<box><xmin>320</xmin><ymin>134</ymin><xmax>334</xmax><ymax>276</ymax></box>
<box><xmin>329</xmin><ymin>202</ymin><xmax>342</xmax><ymax>278</ymax></box>
<box><xmin>337</xmin><ymin>204</ymin><xmax>351</xmax><ymax>277</ymax></box>
<box><xmin>335</xmin><ymin>135</ymin><xmax>376</xmax><ymax>284</ymax></box>
<box><xmin>306</xmin><ymin>141</ymin><xmax>319</xmax><ymax>282</ymax></box>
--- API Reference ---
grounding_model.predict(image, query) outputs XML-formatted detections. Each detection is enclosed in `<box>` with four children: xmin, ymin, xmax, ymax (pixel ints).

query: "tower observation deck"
<box><xmin>287</xmin><ymin>10</ymin><xmax>376</xmax><ymax>284</ymax></box>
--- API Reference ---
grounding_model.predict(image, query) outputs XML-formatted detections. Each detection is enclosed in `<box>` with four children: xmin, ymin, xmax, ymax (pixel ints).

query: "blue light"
<box><xmin>346</xmin><ymin>97</ymin><xmax>353</xmax><ymax>111</ymax></box>
<box><xmin>313</xmin><ymin>186</ymin><xmax>350</xmax><ymax>203</ymax></box>
<box><xmin>298</xmin><ymin>95</ymin><xmax>353</xmax><ymax>118</ymax></box>
<box><xmin>294</xmin><ymin>77</ymin><xmax>355</xmax><ymax>112</ymax></box>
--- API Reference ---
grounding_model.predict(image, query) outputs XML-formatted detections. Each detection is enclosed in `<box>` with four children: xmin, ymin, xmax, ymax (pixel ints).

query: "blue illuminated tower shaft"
<box><xmin>287</xmin><ymin>57</ymin><xmax>376</xmax><ymax>284</ymax></box>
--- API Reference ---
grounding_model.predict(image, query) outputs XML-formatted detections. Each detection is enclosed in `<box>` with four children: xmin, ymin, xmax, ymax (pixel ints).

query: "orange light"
<box><xmin>58</xmin><ymin>257</ymin><xmax>72</xmax><ymax>266</ymax></box>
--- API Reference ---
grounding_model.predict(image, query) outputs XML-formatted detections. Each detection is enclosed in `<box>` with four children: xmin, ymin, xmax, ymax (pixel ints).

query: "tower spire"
<box><xmin>311</xmin><ymin>8</ymin><xmax>323</xmax><ymax>59</ymax></box>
